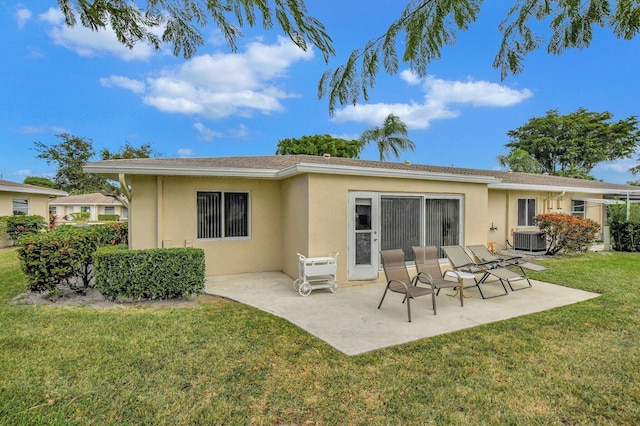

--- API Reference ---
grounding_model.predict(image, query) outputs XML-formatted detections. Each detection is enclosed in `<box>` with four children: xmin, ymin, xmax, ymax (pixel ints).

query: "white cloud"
<box><xmin>15</xmin><ymin>7</ymin><xmax>32</xmax><ymax>29</ymax></box>
<box><xmin>39</xmin><ymin>7</ymin><xmax>157</xmax><ymax>61</ymax></box>
<box><xmin>14</xmin><ymin>169</ymin><xmax>32</xmax><ymax>179</ymax></box>
<box><xmin>228</xmin><ymin>124</ymin><xmax>250</xmax><ymax>139</ymax></box>
<box><xmin>19</xmin><ymin>125</ymin><xmax>68</xmax><ymax>134</ymax></box>
<box><xmin>99</xmin><ymin>76</ymin><xmax>146</xmax><ymax>94</ymax></box>
<box><xmin>193</xmin><ymin>123</ymin><xmax>224</xmax><ymax>142</ymax></box>
<box><xmin>177</xmin><ymin>148</ymin><xmax>194</xmax><ymax>158</ymax></box>
<box><xmin>104</xmin><ymin>36</ymin><xmax>314</xmax><ymax>119</ymax></box>
<box><xmin>333</xmin><ymin>73</ymin><xmax>533</xmax><ymax>129</ymax></box>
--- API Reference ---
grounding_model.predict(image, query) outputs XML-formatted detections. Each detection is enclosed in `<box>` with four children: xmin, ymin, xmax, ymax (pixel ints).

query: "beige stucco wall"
<box><xmin>129</xmin><ymin>175</ymin><xmax>283</xmax><ymax>276</ymax></box>
<box><xmin>280</xmin><ymin>175</ymin><xmax>310</xmax><ymax>279</ymax></box>
<box><xmin>0</xmin><ymin>192</ymin><xmax>51</xmax><ymax>218</ymax></box>
<box><xmin>125</xmin><ymin>172</ymin><xmax>611</xmax><ymax>283</ymax></box>
<box><xmin>303</xmin><ymin>174</ymin><xmax>490</xmax><ymax>283</ymax></box>
<box><xmin>1</xmin><ymin>192</ymin><xmax>52</xmax><ymax>247</ymax></box>
<box><xmin>487</xmin><ymin>189</ymin><xmax>606</xmax><ymax>250</ymax></box>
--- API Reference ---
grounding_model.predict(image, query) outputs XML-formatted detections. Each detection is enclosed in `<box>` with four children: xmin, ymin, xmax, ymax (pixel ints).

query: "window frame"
<box><xmin>517</xmin><ymin>198</ymin><xmax>537</xmax><ymax>227</ymax></box>
<box><xmin>571</xmin><ymin>200</ymin><xmax>586</xmax><ymax>217</ymax></box>
<box><xmin>196</xmin><ymin>190</ymin><xmax>251</xmax><ymax>241</ymax></box>
<box><xmin>379</xmin><ymin>192</ymin><xmax>464</xmax><ymax>262</ymax></box>
<box><xmin>104</xmin><ymin>206</ymin><xmax>116</xmax><ymax>215</ymax></box>
<box><xmin>12</xmin><ymin>198</ymin><xmax>29</xmax><ymax>215</ymax></box>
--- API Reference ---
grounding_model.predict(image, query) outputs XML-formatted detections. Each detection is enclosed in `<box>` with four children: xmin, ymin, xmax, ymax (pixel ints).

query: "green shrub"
<box><xmin>94</xmin><ymin>247</ymin><xmax>205</xmax><ymax>301</ymax></box>
<box><xmin>16</xmin><ymin>224</ymin><xmax>129</xmax><ymax>292</ymax></box>
<box><xmin>607</xmin><ymin>202</ymin><xmax>640</xmax><ymax>224</ymax></box>
<box><xmin>535</xmin><ymin>213</ymin><xmax>600</xmax><ymax>255</ymax></box>
<box><xmin>98</xmin><ymin>214</ymin><xmax>120</xmax><ymax>221</ymax></box>
<box><xmin>0</xmin><ymin>216</ymin><xmax>8</xmax><ymax>238</ymax></box>
<box><xmin>609</xmin><ymin>222</ymin><xmax>640</xmax><ymax>252</ymax></box>
<box><xmin>70</xmin><ymin>211</ymin><xmax>90</xmax><ymax>222</ymax></box>
<box><xmin>6</xmin><ymin>215</ymin><xmax>47</xmax><ymax>242</ymax></box>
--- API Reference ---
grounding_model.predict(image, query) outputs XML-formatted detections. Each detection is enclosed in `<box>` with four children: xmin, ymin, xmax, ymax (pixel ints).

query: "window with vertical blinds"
<box><xmin>381</xmin><ymin>197</ymin><xmax>421</xmax><ymax>261</ymax></box>
<box><xmin>424</xmin><ymin>198</ymin><xmax>460</xmax><ymax>257</ymax></box>
<box><xmin>197</xmin><ymin>191</ymin><xmax>249</xmax><ymax>239</ymax></box>
<box><xmin>380</xmin><ymin>196</ymin><xmax>461</xmax><ymax>261</ymax></box>
<box><xmin>517</xmin><ymin>198</ymin><xmax>536</xmax><ymax>226</ymax></box>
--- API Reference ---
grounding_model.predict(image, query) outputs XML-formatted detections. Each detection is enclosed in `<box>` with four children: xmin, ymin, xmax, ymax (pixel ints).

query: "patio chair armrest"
<box><xmin>388</xmin><ymin>279</ymin><xmax>410</xmax><ymax>292</ymax></box>
<box><xmin>416</xmin><ymin>272</ymin><xmax>434</xmax><ymax>285</ymax></box>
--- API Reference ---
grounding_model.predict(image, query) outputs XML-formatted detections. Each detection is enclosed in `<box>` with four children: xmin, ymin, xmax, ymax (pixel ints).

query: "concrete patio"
<box><xmin>205</xmin><ymin>272</ymin><xmax>599</xmax><ymax>356</ymax></box>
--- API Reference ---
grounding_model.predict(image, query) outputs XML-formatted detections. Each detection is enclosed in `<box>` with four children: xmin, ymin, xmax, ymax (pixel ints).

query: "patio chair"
<box><xmin>379</xmin><ymin>249</ymin><xmax>436</xmax><ymax>322</ymax></box>
<box><xmin>441</xmin><ymin>245</ymin><xmax>517</xmax><ymax>298</ymax></box>
<box><xmin>466</xmin><ymin>244</ymin><xmax>547</xmax><ymax>272</ymax></box>
<box><xmin>412</xmin><ymin>246</ymin><xmax>468</xmax><ymax>308</ymax></box>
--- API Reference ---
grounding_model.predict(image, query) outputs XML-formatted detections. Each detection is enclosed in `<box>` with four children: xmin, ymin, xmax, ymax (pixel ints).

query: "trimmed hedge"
<box><xmin>16</xmin><ymin>223</ymin><xmax>129</xmax><ymax>292</ymax></box>
<box><xmin>98</xmin><ymin>214</ymin><xmax>120</xmax><ymax>221</ymax></box>
<box><xmin>70</xmin><ymin>212</ymin><xmax>90</xmax><ymax>222</ymax></box>
<box><xmin>94</xmin><ymin>247</ymin><xmax>205</xmax><ymax>301</ymax></box>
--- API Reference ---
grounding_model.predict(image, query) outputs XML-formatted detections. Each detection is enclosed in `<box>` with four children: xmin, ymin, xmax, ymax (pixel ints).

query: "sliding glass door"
<box><xmin>348</xmin><ymin>192</ymin><xmax>462</xmax><ymax>279</ymax></box>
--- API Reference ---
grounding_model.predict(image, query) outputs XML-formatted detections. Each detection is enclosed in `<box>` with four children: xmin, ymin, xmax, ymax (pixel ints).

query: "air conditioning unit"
<box><xmin>513</xmin><ymin>231</ymin><xmax>546</xmax><ymax>252</ymax></box>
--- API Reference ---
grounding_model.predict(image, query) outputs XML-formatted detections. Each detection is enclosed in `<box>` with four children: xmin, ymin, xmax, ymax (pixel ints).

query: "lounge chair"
<box><xmin>442</xmin><ymin>245</ymin><xmax>524</xmax><ymax>297</ymax></box>
<box><xmin>466</xmin><ymin>244</ymin><xmax>547</xmax><ymax>272</ymax></box>
<box><xmin>412</xmin><ymin>246</ymin><xmax>470</xmax><ymax>308</ymax></box>
<box><xmin>379</xmin><ymin>249</ymin><xmax>436</xmax><ymax>322</ymax></box>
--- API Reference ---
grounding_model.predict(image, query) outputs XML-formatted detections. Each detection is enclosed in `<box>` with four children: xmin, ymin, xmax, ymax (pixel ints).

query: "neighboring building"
<box><xmin>84</xmin><ymin>155</ymin><xmax>640</xmax><ymax>283</ymax></box>
<box><xmin>49</xmin><ymin>193</ymin><xmax>128</xmax><ymax>222</ymax></box>
<box><xmin>0</xmin><ymin>179</ymin><xmax>68</xmax><ymax>247</ymax></box>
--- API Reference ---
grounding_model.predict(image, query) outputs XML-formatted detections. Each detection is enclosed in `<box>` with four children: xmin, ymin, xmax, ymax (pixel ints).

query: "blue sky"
<box><xmin>2</xmin><ymin>1</ymin><xmax>639</xmax><ymax>184</ymax></box>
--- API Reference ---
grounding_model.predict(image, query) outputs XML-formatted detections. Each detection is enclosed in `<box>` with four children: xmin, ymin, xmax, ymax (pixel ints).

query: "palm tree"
<box><xmin>360</xmin><ymin>114</ymin><xmax>415</xmax><ymax>161</ymax></box>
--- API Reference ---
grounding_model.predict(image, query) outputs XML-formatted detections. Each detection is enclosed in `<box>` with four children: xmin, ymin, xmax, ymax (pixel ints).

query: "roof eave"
<box><xmin>0</xmin><ymin>185</ymin><xmax>68</xmax><ymax>196</ymax></box>
<box><xmin>489</xmin><ymin>182</ymin><xmax>640</xmax><ymax>195</ymax></box>
<box><xmin>84</xmin><ymin>162</ymin><xmax>501</xmax><ymax>184</ymax></box>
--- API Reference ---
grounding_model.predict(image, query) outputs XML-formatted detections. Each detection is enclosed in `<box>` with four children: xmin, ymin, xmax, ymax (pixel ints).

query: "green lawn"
<box><xmin>1</xmin><ymin>249</ymin><xmax>639</xmax><ymax>425</ymax></box>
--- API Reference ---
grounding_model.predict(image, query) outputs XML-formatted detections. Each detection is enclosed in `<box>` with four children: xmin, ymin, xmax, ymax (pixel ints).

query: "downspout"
<box><xmin>157</xmin><ymin>176</ymin><xmax>163</xmax><ymax>248</ymax></box>
<box><xmin>118</xmin><ymin>173</ymin><xmax>132</xmax><ymax>247</ymax></box>
<box><xmin>627</xmin><ymin>192</ymin><xmax>631</xmax><ymax>221</ymax></box>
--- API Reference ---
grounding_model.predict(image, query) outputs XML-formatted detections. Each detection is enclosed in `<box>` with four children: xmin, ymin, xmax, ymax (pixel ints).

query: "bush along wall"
<box><xmin>98</xmin><ymin>214</ymin><xmax>120</xmax><ymax>221</ymax></box>
<box><xmin>609</xmin><ymin>222</ymin><xmax>640</xmax><ymax>252</ymax></box>
<box><xmin>6</xmin><ymin>215</ymin><xmax>47</xmax><ymax>242</ymax></box>
<box><xmin>16</xmin><ymin>223</ymin><xmax>128</xmax><ymax>293</ymax></box>
<box><xmin>535</xmin><ymin>213</ymin><xmax>600</xmax><ymax>255</ymax></box>
<box><xmin>94</xmin><ymin>247</ymin><xmax>205</xmax><ymax>301</ymax></box>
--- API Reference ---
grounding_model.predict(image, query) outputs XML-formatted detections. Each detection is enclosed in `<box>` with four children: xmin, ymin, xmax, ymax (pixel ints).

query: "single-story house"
<box><xmin>84</xmin><ymin>155</ymin><xmax>640</xmax><ymax>283</ymax></box>
<box><xmin>0</xmin><ymin>179</ymin><xmax>68</xmax><ymax>247</ymax></box>
<box><xmin>49</xmin><ymin>192</ymin><xmax>128</xmax><ymax>222</ymax></box>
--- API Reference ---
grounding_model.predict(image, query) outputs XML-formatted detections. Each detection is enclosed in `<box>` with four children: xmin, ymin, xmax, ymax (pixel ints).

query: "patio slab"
<box><xmin>205</xmin><ymin>272</ymin><xmax>599</xmax><ymax>356</ymax></box>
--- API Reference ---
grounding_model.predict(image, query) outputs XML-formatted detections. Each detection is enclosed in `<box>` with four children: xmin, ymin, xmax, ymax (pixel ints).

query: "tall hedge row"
<box><xmin>16</xmin><ymin>223</ymin><xmax>128</xmax><ymax>292</ymax></box>
<box><xmin>93</xmin><ymin>247</ymin><xmax>205</xmax><ymax>301</ymax></box>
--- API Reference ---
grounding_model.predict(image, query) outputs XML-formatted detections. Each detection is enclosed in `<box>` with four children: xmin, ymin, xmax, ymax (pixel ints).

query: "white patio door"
<box><xmin>348</xmin><ymin>192</ymin><xmax>380</xmax><ymax>280</ymax></box>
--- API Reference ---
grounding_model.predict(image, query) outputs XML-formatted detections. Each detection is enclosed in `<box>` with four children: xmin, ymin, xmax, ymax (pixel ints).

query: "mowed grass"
<box><xmin>1</xmin><ymin>249</ymin><xmax>639</xmax><ymax>425</ymax></box>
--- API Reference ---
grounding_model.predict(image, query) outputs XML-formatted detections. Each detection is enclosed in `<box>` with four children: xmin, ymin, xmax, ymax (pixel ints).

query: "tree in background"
<box><xmin>23</xmin><ymin>176</ymin><xmax>57</xmax><ymax>189</ymax></box>
<box><xmin>500</xmin><ymin>108</ymin><xmax>640</xmax><ymax>179</ymax></box>
<box><xmin>34</xmin><ymin>134</ymin><xmax>109</xmax><ymax>195</ymax></box>
<box><xmin>496</xmin><ymin>148</ymin><xmax>541</xmax><ymax>173</ymax></box>
<box><xmin>360</xmin><ymin>114</ymin><xmax>415</xmax><ymax>161</ymax></box>
<box><xmin>275</xmin><ymin>135</ymin><xmax>363</xmax><ymax>158</ymax></box>
<box><xmin>34</xmin><ymin>134</ymin><xmax>159</xmax><ymax>195</ymax></box>
<box><xmin>56</xmin><ymin>2</ymin><xmax>640</xmax><ymax>115</ymax></box>
<box><xmin>100</xmin><ymin>142</ymin><xmax>160</xmax><ymax>160</ymax></box>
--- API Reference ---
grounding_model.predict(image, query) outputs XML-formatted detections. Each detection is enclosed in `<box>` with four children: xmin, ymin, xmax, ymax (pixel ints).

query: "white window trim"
<box><xmin>518</xmin><ymin>198</ymin><xmax>537</xmax><ymax>227</ymax></box>
<box><xmin>12</xmin><ymin>198</ymin><xmax>29</xmax><ymax>215</ymax></box>
<box><xmin>195</xmin><ymin>190</ymin><xmax>251</xmax><ymax>241</ymax></box>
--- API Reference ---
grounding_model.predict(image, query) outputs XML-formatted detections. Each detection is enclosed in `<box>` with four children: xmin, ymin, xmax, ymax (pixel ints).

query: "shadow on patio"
<box><xmin>205</xmin><ymin>272</ymin><xmax>599</xmax><ymax>356</ymax></box>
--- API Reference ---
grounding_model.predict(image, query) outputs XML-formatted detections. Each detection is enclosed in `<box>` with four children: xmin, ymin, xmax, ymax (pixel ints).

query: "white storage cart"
<box><xmin>293</xmin><ymin>252</ymin><xmax>340</xmax><ymax>296</ymax></box>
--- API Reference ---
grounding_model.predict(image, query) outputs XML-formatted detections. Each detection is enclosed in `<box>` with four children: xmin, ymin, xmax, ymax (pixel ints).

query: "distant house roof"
<box><xmin>49</xmin><ymin>192</ymin><xmax>124</xmax><ymax>206</ymax></box>
<box><xmin>0</xmin><ymin>179</ymin><xmax>67</xmax><ymax>197</ymax></box>
<box><xmin>84</xmin><ymin>155</ymin><xmax>640</xmax><ymax>196</ymax></box>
